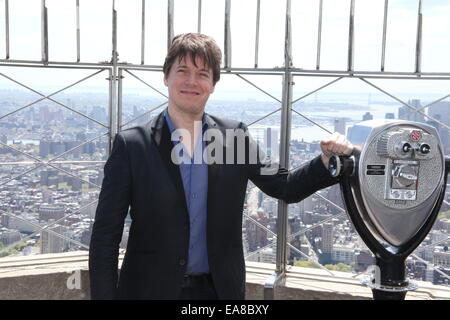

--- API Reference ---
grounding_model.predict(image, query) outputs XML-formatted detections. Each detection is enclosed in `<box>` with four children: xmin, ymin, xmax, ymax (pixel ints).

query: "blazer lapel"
<box><xmin>204</xmin><ymin>114</ymin><xmax>223</xmax><ymax>217</ymax></box>
<box><xmin>146</xmin><ymin>111</ymin><xmax>224</xmax><ymax>218</ymax></box>
<box><xmin>148</xmin><ymin>111</ymin><xmax>188</xmax><ymax>214</ymax></box>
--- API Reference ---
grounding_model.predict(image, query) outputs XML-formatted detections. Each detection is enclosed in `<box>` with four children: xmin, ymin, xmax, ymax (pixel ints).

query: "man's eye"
<box><xmin>200</xmin><ymin>73</ymin><xmax>209</xmax><ymax>78</ymax></box>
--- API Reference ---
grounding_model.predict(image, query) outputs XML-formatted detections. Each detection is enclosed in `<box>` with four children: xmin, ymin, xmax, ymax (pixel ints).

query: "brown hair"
<box><xmin>163</xmin><ymin>33</ymin><xmax>222</xmax><ymax>85</ymax></box>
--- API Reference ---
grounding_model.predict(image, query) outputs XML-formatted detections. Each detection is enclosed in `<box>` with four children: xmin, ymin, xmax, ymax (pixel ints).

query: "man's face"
<box><xmin>164</xmin><ymin>54</ymin><xmax>215</xmax><ymax>116</ymax></box>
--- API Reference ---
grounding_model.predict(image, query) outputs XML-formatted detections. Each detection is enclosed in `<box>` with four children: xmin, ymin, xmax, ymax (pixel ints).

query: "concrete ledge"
<box><xmin>0</xmin><ymin>251</ymin><xmax>449</xmax><ymax>300</ymax></box>
<box><xmin>0</xmin><ymin>251</ymin><xmax>91</xmax><ymax>300</ymax></box>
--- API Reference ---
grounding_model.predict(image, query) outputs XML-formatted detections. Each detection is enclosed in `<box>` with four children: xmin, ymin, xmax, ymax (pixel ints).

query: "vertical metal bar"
<box><xmin>167</xmin><ymin>0</ymin><xmax>174</xmax><ymax>51</ymax></box>
<box><xmin>283</xmin><ymin>1</ymin><xmax>293</xmax><ymax>69</ymax></box>
<box><xmin>265</xmin><ymin>0</ymin><xmax>293</xmax><ymax>301</ymax></box>
<box><xmin>110</xmin><ymin>1</ymin><xmax>118</xmax><ymax>150</ymax></box>
<box><xmin>415</xmin><ymin>0</ymin><xmax>423</xmax><ymax>74</ymax></box>
<box><xmin>254</xmin><ymin>0</ymin><xmax>261</xmax><ymax>68</ymax></box>
<box><xmin>347</xmin><ymin>0</ymin><xmax>355</xmax><ymax>72</ymax></box>
<box><xmin>316</xmin><ymin>0</ymin><xmax>323</xmax><ymax>70</ymax></box>
<box><xmin>76</xmin><ymin>0</ymin><xmax>80</xmax><ymax>62</ymax></box>
<box><xmin>118</xmin><ymin>68</ymin><xmax>123</xmax><ymax>132</ymax></box>
<box><xmin>381</xmin><ymin>0</ymin><xmax>388</xmax><ymax>72</ymax></box>
<box><xmin>41</xmin><ymin>0</ymin><xmax>49</xmax><ymax>63</ymax></box>
<box><xmin>278</xmin><ymin>0</ymin><xmax>292</xmax><ymax>275</ymax></box>
<box><xmin>5</xmin><ymin>0</ymin><xmax>10</xmax><ymax>59</ymax></box>
<box><xmin>108</xmin><ymin>68</ymin><xmax>114</xmax><ymax>153</ymax></box>
<box><xmin>197</xmin><ymin>0</ymin><xmax>202</xmax><ymax>33</ymax></box>
<box><xmin>224</xmin><ymin>0</ymin><xmax>232</xmax><ymax>69</ymax></box>
<box><xmin>112</xmin><ymin>0</ymin><xmax>117</xmax><ymax>64</ymax></box>
<box><xmin>141</xmin><ymin>0</ymin><xmax>145</xmax><ymax>65</ymax></box>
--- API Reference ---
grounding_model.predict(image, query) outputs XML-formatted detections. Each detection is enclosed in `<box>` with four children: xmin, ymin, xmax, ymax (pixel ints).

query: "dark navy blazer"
<box><xmin>88</xmin><ymin>110</ymin><xmax>339</xmax><ymax>299</ymax></box>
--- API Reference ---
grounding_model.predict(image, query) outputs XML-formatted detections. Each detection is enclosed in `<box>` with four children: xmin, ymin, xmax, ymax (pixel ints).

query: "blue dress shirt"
<box><xmin>165</xmin><ymin>109</ymin><xmax>210</xmax><ymax>275</ymax></box>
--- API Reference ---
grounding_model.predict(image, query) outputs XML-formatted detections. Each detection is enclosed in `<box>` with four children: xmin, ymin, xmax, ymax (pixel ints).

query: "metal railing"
<box><xmin>0</xmin><ymin>0</ymin><xmax>449</xmax><ymax>298</ymax></box>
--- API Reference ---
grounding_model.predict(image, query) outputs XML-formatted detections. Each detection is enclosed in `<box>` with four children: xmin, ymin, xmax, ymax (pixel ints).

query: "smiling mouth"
<box><xmin>180</xmin><ymin>90</ymin><xmax>200</xmax><ymax>96</ymax></box>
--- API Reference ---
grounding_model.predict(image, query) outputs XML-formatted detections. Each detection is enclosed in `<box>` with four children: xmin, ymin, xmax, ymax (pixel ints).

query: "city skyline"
<box><xmin>0</xmin><ymin>88</ymin><xmax>449</xmax><ymax>286</ymax></box>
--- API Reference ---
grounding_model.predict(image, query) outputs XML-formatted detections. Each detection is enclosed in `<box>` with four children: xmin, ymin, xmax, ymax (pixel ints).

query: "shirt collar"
<box><xmin>164</xmin><ymin>108</ymin><xmax>208</xmax><ymax>134</ymax></box>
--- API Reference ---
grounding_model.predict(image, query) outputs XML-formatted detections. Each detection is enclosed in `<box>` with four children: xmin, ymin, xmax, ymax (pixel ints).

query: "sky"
<box><xmin>1</xmin><ymin>0</ymin><xmax>450</xmax><ymax>102</ymax></box>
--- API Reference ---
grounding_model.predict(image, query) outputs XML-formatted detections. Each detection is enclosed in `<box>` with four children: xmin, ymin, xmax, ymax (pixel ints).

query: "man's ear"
<box><xmin>210</xmin><ymin>85</ymin><xmax>215</xmax><ymax>94</ymax></box>
<box><xmin>164</xmin><ymin>75</ymin><xmax>168</xmax><ymax>87</ymax></box>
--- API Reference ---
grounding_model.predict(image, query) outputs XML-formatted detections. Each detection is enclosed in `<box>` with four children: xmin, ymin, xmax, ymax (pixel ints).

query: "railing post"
<box><xmin>381</xmin><ymin>0</ymin><xmax>388</xmax><ymax>71</ymax></box>
<box><xmin>76</xmin><ymin>0</ymin><xmax>80</xmax><ymax>62</ymax></box>
<box><xmin>197</xmin><ymin>0</ymin><xmax>202</xmax><ymax>33</ymax></box>
<box><xmin>167</xmin><ymin>0</ymin><xmax>174</xmax><ymax>51</ymax></box>
<box><xmin>316</xmin><ymin>0</ymin><xmax>323</xmax><ymax>70</ymax></box>
<box><xmin>415</xmin><ymin>0</ymin><xmax>423</xmax><ymax>74</ymax></box>
<box><xmin>117</xmin><ymin>68</ymin><xmax>123</xmax><ymax>132</ymax></box>
<box><xmin>265</xmin><ymin>0</ymin><xmax>293</xmax><ymax>300</ymax></box>
<box><xmin>108</xmin><ymin>2</ymin><xmax>119</xmax><ymax>152</ymax></box>
<box><xmin>254</xmin><ymin>0</ymin><xmax>261</xmax><ymax>68</ymax></box>
<box><xmin>224</xmin><ymin>0</ymin><xmax>232</xmax><ymax>70</ymax></box>
<box><xmin>347</xmin><ymin>0</ymin><xmax>355</xmax><ymax>72</ymax></box>
<box><xmin>141</xmin><ymin>0</ymin><xmax>145</xmax><ymax>65</ymax></box>
<box><xmin>41</xmin><ymin>0</ymin><xmax>49</xmax><ymax>64</ymax></box>
<box><xmin>5</xmin><ymin>0</ymin><xmax>10</xmax><ymax>59</ymax></box>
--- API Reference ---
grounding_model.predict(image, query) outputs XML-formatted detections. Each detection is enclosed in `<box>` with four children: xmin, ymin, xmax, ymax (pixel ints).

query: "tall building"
<box><xmin>433</xmin><ymin>249</ymin><xmax>450</xmax><ymax>268</ymax></box>
<box><xmin>89</xmin><ymin>106</ymin><xmax>107</xmax><ymax>124</ymax></box>
<box><xmin>64</xmin><ymin>141</ymin><xmax>81</xmax><ymax>158</ymax></box>
<box><xmin>40</xmin><ymin>222</ymin><xmax>65</xmax><ymax>254</ymax></box>
<box><xmin>244</xmin><ymin>209</ymin><xmax>270</xmax><ymax>252</ymax></box>
<box><xmin>425</xmin><ymin>266</ymin><xmax>435</xmax><ymax>283</ymax></box>
<box><xmin>263</xmin><ymin>127</ymin><xmax>279</xmax><ymax>160</ymax></box>
<box><xmin>362</xmin><ymin>112</ymin><xmax>373</xmax><ymax>121</ymax></box>
<box><xmin>41</xmin><ymin>189</ymin><xmax>52</xmax><ymax>204</ymax></box>
<box><xmin>327</xmin><ymin>185</ymin><xmax>343</xmax><ymax>215</ymax></box>
<box><xmin>40</xmin><ymin>169</ymin><xmax>59</xmax><ymax>187</ymax></box>
<box><xmin>0</xmin><ymin>228</ymin><xmax>21</xmax><ymax>246</ymax></box>
<box><xmin>318</xmin><ymin>222</ymin><xmax>334</xmax><ymax>265</ymax></box>
<box><xmin>355</xmin><ymin>250</ymin><xmax>374</xmax><ymax>272</ymax></box>
<box><xmin>242</xmin><ymin>227</ymin><xmax>249</xmax><ymax>258</ymax></box>
<box><xmin>385</xmin><ymin>113</ymin><xmax>395</xmax><ymax>119</ymax></box>
<box><xmin>0</xmin><ymin>134</ymin><xmax>7</xmax><ymax>154</ymax></box>
<box><xmin>398</xmin><ymin>99</ymin><xmax>425</xmax><ymax>122</ymax></box>
<box><xmin>39</xmin><ymin>140</ymin><xmax>51</xmax><ymax>157</ymax></box>
<box><xmin>332</xmin><ymin>245</ymin><xmax>355</xmax><ymax>265</ymax></box>
<box><xmin>321</xmin><ymin>222</ymin><xmax>334</xmax><ymax>254</ymax></box>
<box><xmin>428</xmin><ymin>101</ymin><xmax>450</xmax><ymax>126</ymax></box>
<box><xmin>299</xmin><ymin>195</ymin><xmax>314</xmax><ymax>215</ymax></box>
<box><xmin>39</xmin><ymin>105</ymin><xmax>50</xmax><ymax>122</ymax></box>
<box><xmin>38</xmin><ymin>204</ymin><xmax>65</xmax><ymax>222</ymax></box>
<box><xmin>427</xmin><ymin>101</ymin><xmax>450</xmax><ymax>152</ymax></box>
<box><xmin>334</xmin><ymin>118</ymin><xmax>346</xmax><ymax>135</ymax></box>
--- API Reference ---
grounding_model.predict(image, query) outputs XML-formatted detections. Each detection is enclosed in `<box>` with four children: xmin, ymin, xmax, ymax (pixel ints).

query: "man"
<box><xmin>89</xmin><ymin>33</ymin><xmax>353</xmax><ymax>300</ymax></box>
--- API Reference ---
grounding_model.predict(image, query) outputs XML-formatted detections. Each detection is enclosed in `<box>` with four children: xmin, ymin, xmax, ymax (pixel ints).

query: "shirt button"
<box><xmin>179</xmin><ymin>259</ymin><xmax>186</xmax><ymax>266</ymax></box>
<box><xmin>192</xmin><ymin>193</ymin><xmax>197</xmax><ymax>199</ymax></box>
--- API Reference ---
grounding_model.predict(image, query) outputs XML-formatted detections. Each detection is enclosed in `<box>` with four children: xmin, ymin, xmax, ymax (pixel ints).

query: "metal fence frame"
<box><xmin>1</xmin><ymin>0</ymin><xmax>449</xmax><ymax>298</ymax></box>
